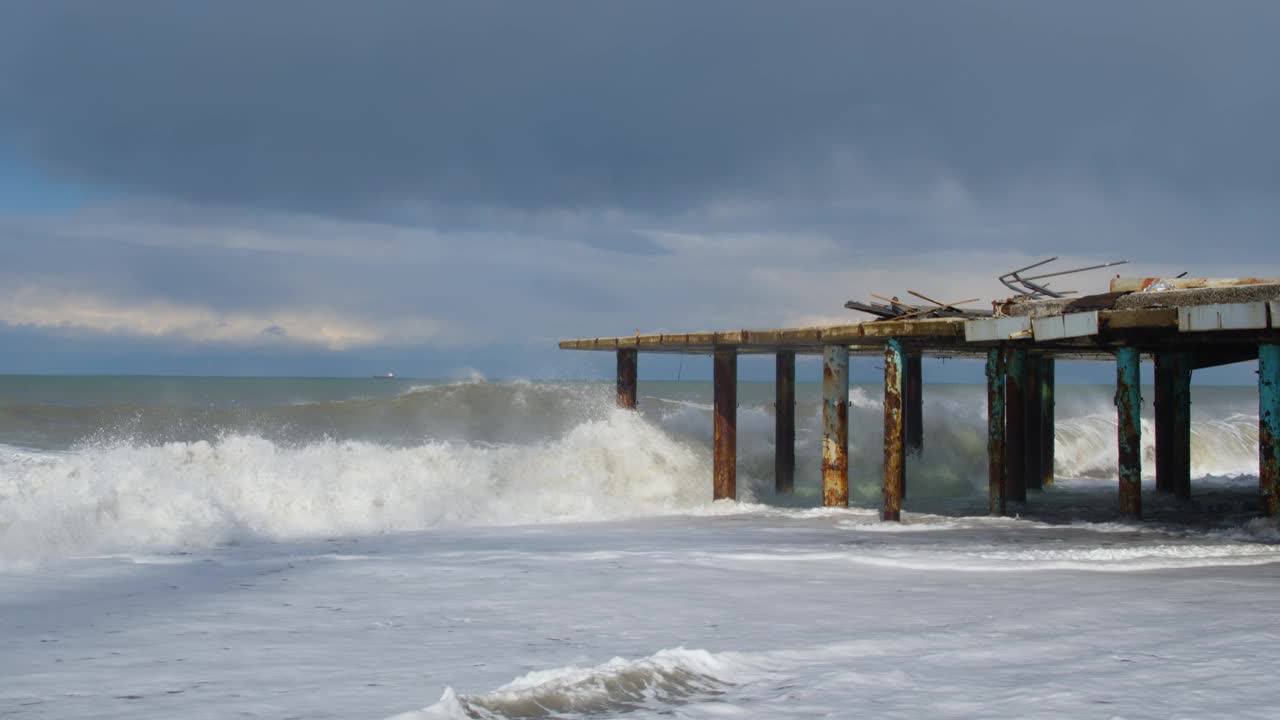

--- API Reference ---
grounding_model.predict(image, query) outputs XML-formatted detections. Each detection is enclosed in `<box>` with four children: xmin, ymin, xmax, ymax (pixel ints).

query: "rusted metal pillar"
<box><xmin>775</xmin><ymin>351</ymin><xmax>796</xmax><ymax>495</ymax></box>
<box><xmin>1004</xmin><ymin>348</ymin><xmax>1028</xmax><ymax>503</ymax></box>
<box><xmin>882</xmin><ymin>338</ymin><xmax>906</xmax><ymax>521</ymax></box>
<box><xmin>1024</xmin><ymin>355</ymin><xmax>1044</xmax><ymax>491</ymax></box>
<box><xmin>1040</xmin><ymin>356</ymin><xmax>1056</xmax><ymax>488</ymax></box>
<box><xmin>616</xmin><ymin>348</ymin><xmax>638</xmax><ymax>409</ymax></box>
<box><xmin>822</xmin><ymin>345</ymin><xmax>849</xmax><ymax>507</ymax></box>
<box><xmin>905</xmin><ymin>353</ymin><xmax>923</xmax><ymax>456</ymax></box>
<box><xmin>1172</xmin><ymin>354</ymin><xmax>1192</xmax><ymax>501</ymax></box>
<box><xmin>1259</xmin><ymin>344</ymin><xmax>1280</xmax><ymax>516</ymax></box>
<box><xmin>986</xmin><ymin>348</ymin><xmax>1007</xmax><ymax>516</ymax></box>
<box><xmin>713</xmin><ymin>349</ymin><xmax>737</xmax><ymax>501</ymax></box>
<box><xmin>1116</xmin><ymin>347</ymin><xmax>1142</xmax><ymax>518</ymax></box>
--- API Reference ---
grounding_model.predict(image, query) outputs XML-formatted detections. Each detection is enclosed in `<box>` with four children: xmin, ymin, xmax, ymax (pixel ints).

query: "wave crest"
<box><xmin>0</xmin><ymin>410</ymin><xmax>710</xmax><ymax>564</ymax></box>
<box><xmin>389</xmin><ymin>648</ymin><xmax>736</xmax><ymax>720</ymax></box>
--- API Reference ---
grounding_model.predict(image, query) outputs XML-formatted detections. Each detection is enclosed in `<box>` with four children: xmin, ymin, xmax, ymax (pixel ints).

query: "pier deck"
<box><xmin>561</xmin><ymin>281</ymin><xmax>1280</xmax><ymax>521</ymax></box>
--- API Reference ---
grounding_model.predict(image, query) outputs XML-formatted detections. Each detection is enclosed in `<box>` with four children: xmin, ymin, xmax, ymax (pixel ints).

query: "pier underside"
<box><xmin>561</xmin><ymin>284</ymin><xmax>1280</xmax><ymax>522</ymax></box>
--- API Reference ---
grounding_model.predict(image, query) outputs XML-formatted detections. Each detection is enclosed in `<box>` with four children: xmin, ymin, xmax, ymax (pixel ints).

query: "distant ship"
<box><xmin>373</xmin><ymin>372</ymin><xmax>395</xmax><ymax>379</ymax></box>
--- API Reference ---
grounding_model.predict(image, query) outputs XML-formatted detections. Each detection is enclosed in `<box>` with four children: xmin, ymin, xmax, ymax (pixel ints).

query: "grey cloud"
<box><xmin>2</xmin><ymin>1</ymin><xmax>1278</xmax><ymax>219</ymax></box>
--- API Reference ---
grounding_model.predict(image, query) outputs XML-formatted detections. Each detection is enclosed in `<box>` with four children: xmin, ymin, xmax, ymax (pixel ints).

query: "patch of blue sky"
<box><xmin>0</xmin><ymin>150</ymin><xmax>98</xmax><ymax>213</ymax></box>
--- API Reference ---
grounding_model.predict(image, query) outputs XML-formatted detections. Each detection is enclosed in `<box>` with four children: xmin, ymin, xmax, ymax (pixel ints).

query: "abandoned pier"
<box><xmin>560</xmin><ymin>276</ymin><xmax>1280</xmax><ymax>521</ymax></box>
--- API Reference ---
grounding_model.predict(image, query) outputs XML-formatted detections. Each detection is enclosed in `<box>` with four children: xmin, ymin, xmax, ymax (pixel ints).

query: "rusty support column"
<box><xmin>775</xmin><ymin>351</ymin><xmax>796</xmax><ymax>495</ymax></box>
<box><xmin>1116</xmin><ymin>347</ymin><xmax>1142</xmax><ymax>518</ymax></box>
<box><xmin>1004</xmin><ymin>348</ymin><xmax>1028</xmax><ymax>503</ymax></box>
<box><xmin>822</xmin><ymin>345</ymin><xmax>849</xmax><ymax>507</ymax></box>
<box><xmin>883</xmin><ymin>338</ymin><xmax>906</xmax><ymax>521</ymax></box>
<box><xmin>986</xmin><ymin>349</ymin><xmax>1007</xmax><ymax>516</ymax></box>
<box><xmin>1260</xmin><ymin>344</ymin><xmax>1280</xmax><ymax>516</ymax></box>
<box><xmin>616</xmin><ymin>348</ymin><xmax>638</xmax><ymax>409</ymax></box>
<box><xmin>1040</xmin><ymin>356</ymin><xmax>1056</xmax><ymax>488</ymax></box>
<box><xmin>1025</xmin><ymin>355</ymin><xmax>1044</xmax><ymax>491</ymax></box>
<box><xmin>713</xmin><ymin>349</ymin><xmax>737</xmax><ymax>501</ymax></box>
<box><xmin>906</xmin><ymin>353</ymin><xmax>923</xmax><ymax>456</ymax></box>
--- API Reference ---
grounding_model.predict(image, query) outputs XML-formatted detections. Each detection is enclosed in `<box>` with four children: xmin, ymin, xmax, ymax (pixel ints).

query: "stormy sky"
<box><xmin>1</xmin><ymin>1</ymin><xmax>1277</xmax><ymax>380</ymax></box>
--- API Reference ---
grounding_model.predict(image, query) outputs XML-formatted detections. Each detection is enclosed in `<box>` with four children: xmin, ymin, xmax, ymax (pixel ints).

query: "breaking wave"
<box><xmin>387</xmin><ymin>648</ymin><xmax>738</xmax><ymax>719</ymax></box>
<box><xmin>0</xmin><ymin>407</ymin><xmax>710</xmax><ymax>564</ymax></box>
<box><xmin>0</xmin><ymin>380</ymin><xmax>1264</xmax><ymax>564</ymax></box>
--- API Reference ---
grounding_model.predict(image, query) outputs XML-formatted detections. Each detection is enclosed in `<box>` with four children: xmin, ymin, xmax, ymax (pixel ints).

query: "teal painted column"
<box><xmin>1116</xmin><ymin>347</ymin><xmax>1142</xmax><ymax>518</ymax></box>
<box><xmin>986</xmin><ymin>349</ymin><xmax>1007</xmax><ymax>516</ymax></box>
<box><xmin>1260</xmin><ymin>344</ymin><xmax>1280</xmax><ymax>516</ymax></box>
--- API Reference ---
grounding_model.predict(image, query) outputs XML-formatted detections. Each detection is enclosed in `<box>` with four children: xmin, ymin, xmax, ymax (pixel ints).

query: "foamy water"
<box><xmin>2</xmin><ymin>377</ymin><xmax>1277</xmax><ymax>719</ymax></box>
<box><xmin>0</xmin><ymin>379</ymin><xmax>1266</xmax><ymax>565</ymax></box>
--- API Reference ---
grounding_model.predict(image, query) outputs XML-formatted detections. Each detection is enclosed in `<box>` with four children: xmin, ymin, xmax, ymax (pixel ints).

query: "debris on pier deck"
<box><xmin>560</xmin><ymin>269</ymin><xmax>1280</xmax><ymax>522</ymax></box>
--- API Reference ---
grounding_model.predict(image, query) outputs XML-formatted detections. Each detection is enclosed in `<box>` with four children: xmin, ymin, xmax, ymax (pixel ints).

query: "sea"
<box><xmin>2</xmin><ymin>375</ymin><xmax>1279</xmax><ymax>719</ymax></box>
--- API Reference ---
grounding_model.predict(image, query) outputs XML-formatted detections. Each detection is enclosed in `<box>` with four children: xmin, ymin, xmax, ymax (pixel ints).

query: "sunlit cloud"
<box><xmin>0</xmin><ymin>287</ymin><xmax>441</xmax><ymax>350</ymax></box>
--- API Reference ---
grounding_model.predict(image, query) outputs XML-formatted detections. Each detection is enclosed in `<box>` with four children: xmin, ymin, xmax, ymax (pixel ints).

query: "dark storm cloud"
<box><xmin>2</xmin><ymin>1</ymin><xmax>1277</xmax><ymax>217</ymax></box>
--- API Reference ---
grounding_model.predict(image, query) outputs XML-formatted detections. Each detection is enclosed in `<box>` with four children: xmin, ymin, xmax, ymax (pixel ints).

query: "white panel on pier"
<box><xmin>964</xmin><ymin>316</ymin><xmax>1032</xmax><ymax>342</ymax></box>
<box><xmin>1032</xmin><ymin>312</ymin><xmax>1099</xmax><ymax>341</ymax></box>
<box><xmin>1177</xmin><ymin>303</ymin><xmax>1268</xmax><ymax>332</ymax></box>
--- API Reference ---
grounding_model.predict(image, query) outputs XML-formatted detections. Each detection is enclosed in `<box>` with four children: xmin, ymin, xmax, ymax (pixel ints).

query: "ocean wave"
<box><xmin>0</xmin><ymin>410</ymin><xmax>711</xmax><ymax>564</ymax></box>
<box><xmin>387</xmin><ymin>647</ymin><xmax>741</xmax><ymax>720</ymax></box>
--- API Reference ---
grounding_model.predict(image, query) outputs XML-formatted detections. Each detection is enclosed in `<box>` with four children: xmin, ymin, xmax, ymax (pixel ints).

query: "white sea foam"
<box><xmin>389</xmin><ymin>647</ymin><xmax>743</xmax><ymax>719</ymax></box>
<box><xmin>0</xmin><ymin>410</ymin><xmax>711</xmax><ymax>564</ymax></box>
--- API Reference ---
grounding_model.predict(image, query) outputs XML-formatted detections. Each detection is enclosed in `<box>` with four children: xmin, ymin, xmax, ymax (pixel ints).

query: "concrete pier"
<box><xmin>882</xmin><ymin>338</ymin><xmax>906</xmax><ymax>521</ymax></box>
<box><xmin>775</xmin><ymin>351</ymin><xmax>796</xmax><ymax>495</ymax></box>
<box><xmin>562</xmin><ymin>278</ymin><xmax>1280</xmax><ymax>522</ymax></box>
<box><xmin>986</xmin><ymin>348</ymin><xmax>1007</xmax><ymax>516</ymax></box>
<box><xmin>822</xmin><ymin>345</ymin><xmax>850</xmax><ymax>507</ymax></box>
<box><xmin>616</xmin><ymin>348</ymin><xmax>638</xmax><ymax>409</ymax></box>
<box><xmin>1116</xmin><ymin>347</ymin><xmax>1142</xmax><ymax>517</ymax></box>
<box><xmin>1261</xmin><ymin>344</ymin><xmax>1279</xmax><ymax>516</ymax></box>
<box><xmin>713</xmin><ymin>349</ymin><xmax>737</xmax><ymax>501</ymax></box>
